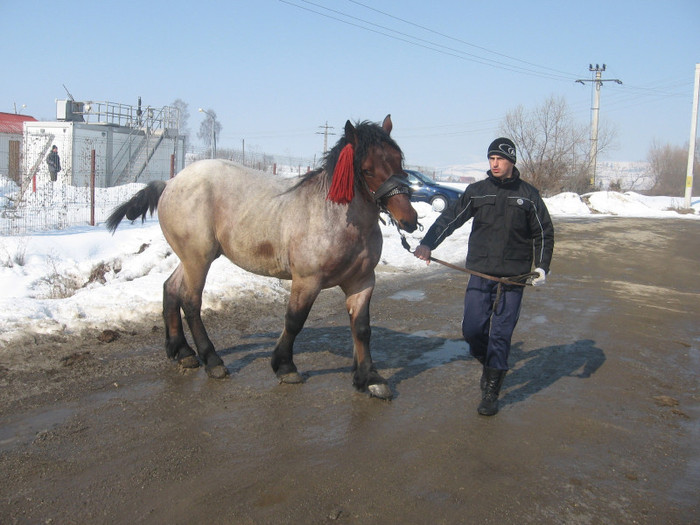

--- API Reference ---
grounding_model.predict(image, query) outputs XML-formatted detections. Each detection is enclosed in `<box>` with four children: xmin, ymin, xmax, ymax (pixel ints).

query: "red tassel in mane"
<box><xmin>327</xmin><ymin>143</ymin><xmax>355</xmax><ymax>204</ymax></box>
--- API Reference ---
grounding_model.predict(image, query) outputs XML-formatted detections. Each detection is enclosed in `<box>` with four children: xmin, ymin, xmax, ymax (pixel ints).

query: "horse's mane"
<box><xmin>288</xmin><ymin>120</ymin><xmax>403</xmax><ymax>194</ymax></box>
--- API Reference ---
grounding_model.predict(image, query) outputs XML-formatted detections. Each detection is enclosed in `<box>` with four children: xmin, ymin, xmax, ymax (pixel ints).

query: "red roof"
<box><xmin>0</xmin><ymin>112</ymin><xmax>38</xmax><ymax>134</ymax></box>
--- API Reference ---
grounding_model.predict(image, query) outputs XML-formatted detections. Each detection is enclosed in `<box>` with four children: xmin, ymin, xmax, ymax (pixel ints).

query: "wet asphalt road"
<box><xmin>0</xmin><ymin>217</ymin><xmax>698</xmax><ymax>524</ymax></box>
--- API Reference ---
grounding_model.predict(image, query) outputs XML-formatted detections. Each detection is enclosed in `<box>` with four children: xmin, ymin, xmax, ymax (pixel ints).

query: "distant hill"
<box><xmin>434</xmin><ymin>161</ymin><xmax>652</xmax><ymax>191</ymax></box>
<box><xmin>594</xmin><ymin>161</ymin><xmax>652</xmax><ymax>191</ymax></box>
<box><xmin>438</xmin><ymin>163</ymin><xmax>489</xmax><ymax>183</ymax></box>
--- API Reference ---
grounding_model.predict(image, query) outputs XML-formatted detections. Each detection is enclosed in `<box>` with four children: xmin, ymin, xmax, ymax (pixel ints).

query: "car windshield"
<box><xmin>407</xmin><ymin>170</ymin><xmax>436</xmax><ymax>185</ymax></box>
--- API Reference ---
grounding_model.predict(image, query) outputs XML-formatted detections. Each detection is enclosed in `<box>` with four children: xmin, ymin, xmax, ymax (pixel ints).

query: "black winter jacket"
<box><xmin>46</xmin><ymin>151</ymin><xmax>61</xmax><ymax>173</ymax></box>
<box><xmin>420</xmin><ymin>167</ymin><xmax>554</xmax><ymax>277</ymax></box>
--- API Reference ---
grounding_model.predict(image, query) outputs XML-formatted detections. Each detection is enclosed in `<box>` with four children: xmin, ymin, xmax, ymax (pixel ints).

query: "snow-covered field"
<box><xmin>0</xmin><ymin>185</ymin><xmax>698</xmax><ymax>345</ymax></box>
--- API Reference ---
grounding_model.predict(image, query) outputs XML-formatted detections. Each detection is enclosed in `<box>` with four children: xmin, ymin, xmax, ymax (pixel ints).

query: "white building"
<box><xmin>22</xmin><ymin>99</ymin><xmax>186</xmax><ymax>187</ymax></box>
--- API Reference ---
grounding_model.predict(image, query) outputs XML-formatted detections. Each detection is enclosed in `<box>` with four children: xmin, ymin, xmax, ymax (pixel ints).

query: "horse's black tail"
<box><xmin>106</xmin><ymin>180</ymin><xmax>168</xmax><ymax>233</ymax></box>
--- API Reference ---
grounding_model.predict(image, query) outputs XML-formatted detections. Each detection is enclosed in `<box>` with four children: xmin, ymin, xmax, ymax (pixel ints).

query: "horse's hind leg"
<box><xmin>163</xmin><ymin>264</ymin><xmax>199</xmax><ymax>369</ymax></box>
<box><xmin>271</xmin><ymin>278</ymin><xmax>320</xmax><ymax>384</ymax></box>
<box><xmin>164</xmin><ymin>262</ymin><xmax>227</xmax><ymax>379</ymax></box>
<box><xmin>181</xmin><ymin>263</ymin><xmax>228</xmax><ymax>379</ymax></box>
<box><xmin>342</xmin><ymin>274</ymin><xmax>392</xmax><ymax>400</ymax></box>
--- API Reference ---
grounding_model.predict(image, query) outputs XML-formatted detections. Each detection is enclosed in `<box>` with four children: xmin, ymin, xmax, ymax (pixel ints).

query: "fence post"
<box><xmin>170</xmin><ymin>154</ymin><xmax>175</xmax><ymax>179</ymax></box>
<box><xmin>273</xmin><ymin>163</ymin><xmax>277</xmax><ymax>175</ymax></box>
<box><xmin>90</xmin><ymin>149</ymin><xmax>96</xmax><ymax>226</ymax></box>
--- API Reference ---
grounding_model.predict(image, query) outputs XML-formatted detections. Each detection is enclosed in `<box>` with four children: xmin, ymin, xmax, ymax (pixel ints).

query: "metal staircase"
<box><xmin>112</xmin><ymin>128</ymin><xmax>167</xmax><ymax>184</ymax></box>
<box><xmin>72</xmin><ymin>99</ymin><xmax>180</xmax><ymax>185</ymax></box>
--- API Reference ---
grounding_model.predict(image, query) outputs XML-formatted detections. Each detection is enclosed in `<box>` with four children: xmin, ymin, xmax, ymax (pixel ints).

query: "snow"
<box><xmin>1</xmin><ymin>186</ymin><xmax>698</xmax><ymax>345</ymax></box>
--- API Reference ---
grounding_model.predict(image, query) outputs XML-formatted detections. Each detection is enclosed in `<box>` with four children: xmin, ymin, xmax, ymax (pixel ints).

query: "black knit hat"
<box><xmin>487</xmin><ymin>137</ymin><xmax>516</xmax><ymax>164</ymax></box>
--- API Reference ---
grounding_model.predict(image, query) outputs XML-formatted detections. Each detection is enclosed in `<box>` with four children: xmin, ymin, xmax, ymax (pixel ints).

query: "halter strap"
<box><xmin>370</xmin><ymin>175</ymin><xmax>411</xmax><ymax>203</ymax></box>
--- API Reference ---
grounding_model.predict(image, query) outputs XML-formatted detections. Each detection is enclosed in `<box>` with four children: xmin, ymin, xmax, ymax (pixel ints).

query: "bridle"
<box><xmin>362</xmin><ymin>171</ymin><xmax>412</xmax><ymax>206</ymax></box>
<box><xmin>359</xmin><ymin>171</ymin><xmax>419</xmax><ymax>238</ymax></box>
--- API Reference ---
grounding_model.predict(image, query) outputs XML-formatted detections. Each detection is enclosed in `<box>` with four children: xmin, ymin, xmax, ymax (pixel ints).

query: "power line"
<box><xmin>282</xmin><ymin>1</ymin><xmax>689</xmax><ymax>116</ymax></box>
<box><xmin>345</xmin><ymin>0</ymin><xmax>579</xmax><ymax>79</ymax></box>
<box><xmin>398</xmin><ymin>118</ymin><xmax>502</xmax><ymax>139</ymax></box>
<box><xmin>279</xmin><ymin>0</ymin><xmax>578</xmax><ymax>82</ymax></box>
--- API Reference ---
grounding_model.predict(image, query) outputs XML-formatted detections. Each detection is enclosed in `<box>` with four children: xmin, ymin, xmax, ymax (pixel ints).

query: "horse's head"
<box><xmin>327</xmin><ymin>115</ymin><xmax>418</xmax><ymax>233</ymax></box>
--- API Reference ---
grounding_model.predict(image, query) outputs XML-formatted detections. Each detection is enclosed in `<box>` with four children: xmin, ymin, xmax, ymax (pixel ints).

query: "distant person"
<box><xmin>414</xmin><ymin>138</ymin><xmax>554</xmax><ymax>416</ymax></box>
<box><xmin>46</xmin><ymin>145</ymin><xmax>61</xmax><ymax>182</ymax></box>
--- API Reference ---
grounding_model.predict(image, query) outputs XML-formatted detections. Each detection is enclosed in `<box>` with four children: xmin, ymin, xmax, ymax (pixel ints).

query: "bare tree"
<box><xmin>500</xmin><ymin>95</ymin><xmax>614</xmax><ymax>195</ymax></box>
<box><xmin>171</xmin><ymin>99</ymin><xmax>190</xmax><ymax>139</ymax></box>
<box><xmin>647</xmin><ymin>140</ymin><xmax>700</xmax><ymax>196</ymax></box>
<box><xmin>197</xmin><ymin>109</ymin><xmax>222</xmax><ymax>155</ymax></box>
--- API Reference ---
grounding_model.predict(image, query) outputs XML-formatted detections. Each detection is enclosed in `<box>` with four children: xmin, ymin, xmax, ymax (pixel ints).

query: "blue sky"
<box><xmin>3</xmin><ymin>0</ymin><xmax>699</xmax><ymax>168</ymax></box>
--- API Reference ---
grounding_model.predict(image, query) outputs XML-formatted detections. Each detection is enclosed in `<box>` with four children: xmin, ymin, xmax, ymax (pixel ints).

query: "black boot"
<box><xmin>478</xmin><ymin>367</ymin><xmax>506</xmax><ymax>416</ymax></box>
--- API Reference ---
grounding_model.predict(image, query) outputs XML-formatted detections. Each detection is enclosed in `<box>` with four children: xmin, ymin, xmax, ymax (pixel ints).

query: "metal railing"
<box><xmin>78</xmin><ymin>101</ymin><xmax>180</xmax><ymax>130</ymax></box>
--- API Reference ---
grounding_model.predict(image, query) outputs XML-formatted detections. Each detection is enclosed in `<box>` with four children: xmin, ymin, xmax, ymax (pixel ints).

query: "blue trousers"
<box><xmin>461</xmin><ymin>275</ymin><xmax>524</xmax><ymax>371</ymax></box>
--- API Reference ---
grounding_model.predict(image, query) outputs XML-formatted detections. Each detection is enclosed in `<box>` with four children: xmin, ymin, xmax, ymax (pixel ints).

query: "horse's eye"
<box><xmin>362</xmin><ymin>169</ymin><xmax>375</xmax><ymax>178</ymax></box>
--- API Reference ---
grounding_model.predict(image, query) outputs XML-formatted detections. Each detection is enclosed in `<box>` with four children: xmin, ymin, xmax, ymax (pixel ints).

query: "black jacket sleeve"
<box><xmin>420</xmin><ymin>188</ymin><xmax>474</xmax><ymax>250</ymax></box>
<box><xmin>529</xmin><ymin>192</ymin><xmax>554</xmax><ymax>273</ymax></box>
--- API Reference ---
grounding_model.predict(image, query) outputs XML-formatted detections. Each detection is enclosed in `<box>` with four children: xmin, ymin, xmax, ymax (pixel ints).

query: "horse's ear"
<box><xmin>382</xmin><ymin>114</ymin><xmax>392</xmax><ymax>135</ymax></box>
<box><xmin>344</xmin><ymin>120</ymin><xmax>358</xmax><ymax>146</ymax></box>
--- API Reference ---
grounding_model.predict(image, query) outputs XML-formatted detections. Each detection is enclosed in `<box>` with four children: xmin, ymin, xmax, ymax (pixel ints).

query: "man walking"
<box><xmin>414</xmin><ymin>138</ymin><xmax>554</xmax><ymax>416</ymax></box>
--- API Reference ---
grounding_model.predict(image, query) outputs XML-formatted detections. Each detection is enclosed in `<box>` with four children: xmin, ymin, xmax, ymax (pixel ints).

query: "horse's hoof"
<box><xmin>278</xmin><ymin>372</ymin><xmax>304</xmax><ymax>384</ymax></box>
<box><xmin>178</xmin><ymin>355</ymin><xmax>200</xmax><ymax>369</ymax></box>
<box><xmin>368</xmin><ymin>383</ymin><xmax>393</xmax><ymax>400</ymax></box>
<box><xmin>206</xmin><ymin>365</ymin><xmax>229</xmax><ymax>379</ymax></box>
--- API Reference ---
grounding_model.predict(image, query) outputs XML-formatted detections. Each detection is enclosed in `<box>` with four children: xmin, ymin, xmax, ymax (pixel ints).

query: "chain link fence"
<box><xmin>0</xmin><ymin>175</ymin><xmax>145</xmax><ymax>235</ymax></box>
<box><xmin>1</xmin><ymin>145</ymin><xmax>318</xmax><ymax>236</ymax></box>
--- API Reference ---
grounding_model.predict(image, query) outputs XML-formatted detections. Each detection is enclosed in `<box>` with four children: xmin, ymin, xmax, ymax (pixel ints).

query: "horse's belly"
<box><xmin>225</xmin><ymin>250</ymin><xmax>292</xmax><ymax>280</ymax></box>
<box><xmin>216</xmin><ymin>230</ymin><xmax>292</xmax><ymax>280</ymax></box>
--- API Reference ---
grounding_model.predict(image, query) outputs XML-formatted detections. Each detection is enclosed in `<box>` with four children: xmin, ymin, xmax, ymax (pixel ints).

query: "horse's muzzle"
<box><xmin>399</xmin><ymin>219</ymin><xmax>418</xmax><ymax>233</ymax></box>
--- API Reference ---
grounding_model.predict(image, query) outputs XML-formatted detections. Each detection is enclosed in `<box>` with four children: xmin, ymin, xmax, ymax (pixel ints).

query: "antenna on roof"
<box><xmin>62</xmin><ymin>84</ymin><xmax>75</xmax><ymax>101</ymax></box>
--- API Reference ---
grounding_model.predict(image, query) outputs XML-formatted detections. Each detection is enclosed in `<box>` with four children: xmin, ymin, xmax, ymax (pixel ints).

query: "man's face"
<box><xmin>489</xmin><ymin>155</ymin><xmax>514</xmax><ymax>179</ymax></box>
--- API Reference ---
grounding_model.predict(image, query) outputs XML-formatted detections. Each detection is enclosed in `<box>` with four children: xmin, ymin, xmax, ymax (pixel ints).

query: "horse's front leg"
<box><xmin>342</xmin><ymin>273</ymin><xmax>392</xmax><ymax>400</ymax></box>
<box><xmin>271</xmin><ymin>278</ymin><xmax>320</xmax><ymax>384</ymax></box>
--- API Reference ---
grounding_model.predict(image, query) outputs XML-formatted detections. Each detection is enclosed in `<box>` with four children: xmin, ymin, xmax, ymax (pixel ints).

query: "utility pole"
<box><xmin>684</xmin><ymin>64</ymin><xmax>700</xmax><ymax>209</ymax></box>
<box><xmin>316</xmin><ymin>122</ymin><xmax>335</xmax><ymax>153</ymax></box>
<box><xmin>577</xmin><ymin>64</ymin><xmax>622</xmax><ymax>188</ymax></box>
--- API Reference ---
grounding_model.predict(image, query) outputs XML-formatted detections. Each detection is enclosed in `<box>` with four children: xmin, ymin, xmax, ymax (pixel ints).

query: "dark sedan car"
<box><xmin>405</xmin><ymin>170</ymin><xmax>463</xmax><ymax>212</ymax></box>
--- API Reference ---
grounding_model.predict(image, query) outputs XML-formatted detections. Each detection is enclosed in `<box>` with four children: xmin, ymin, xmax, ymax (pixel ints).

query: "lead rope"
<box><xmin>395</xmin><ymin>223</ymin><xmax>537</xmax><ymax>287</ymax></box>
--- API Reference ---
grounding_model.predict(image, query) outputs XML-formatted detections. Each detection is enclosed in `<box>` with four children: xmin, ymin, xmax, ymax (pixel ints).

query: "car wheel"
<box><xmin>431</xmin><ymin>195</ymin><xmax>447</xmax><ymax>212</ymax></box>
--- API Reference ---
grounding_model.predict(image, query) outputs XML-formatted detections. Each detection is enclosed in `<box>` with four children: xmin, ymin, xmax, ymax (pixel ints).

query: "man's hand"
<box><xmin>413</xmin><ymin>244</ymin><xmax>432</xmax><ymax>264</ymax></box>
<box><xmin>531</xmin><ymin>268</ymin><xmax>546</xmax><ymax>287</ymax></box>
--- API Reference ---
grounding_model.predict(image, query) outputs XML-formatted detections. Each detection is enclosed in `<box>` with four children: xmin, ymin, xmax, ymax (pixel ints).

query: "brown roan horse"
<box><xmin>107</xmin><ymin>115</ymin><xmax>418</xmax><ymax>399</ymax></box>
